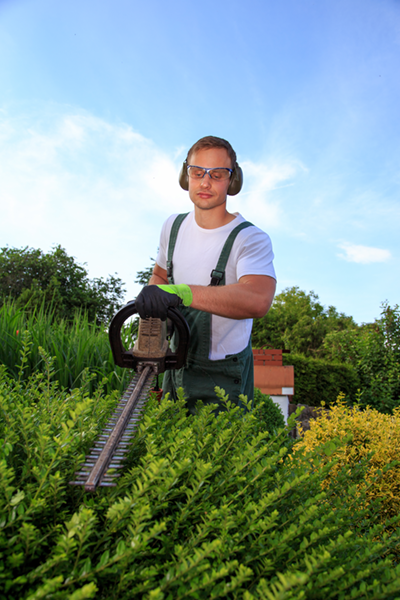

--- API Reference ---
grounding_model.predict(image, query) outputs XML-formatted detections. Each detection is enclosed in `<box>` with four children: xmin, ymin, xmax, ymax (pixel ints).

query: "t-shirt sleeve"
<box><xmin>234</xmin><ymin>227</ymin><xmax>277</xmax><ymax>281</ymax></box>
<box><xmin>155</xmin><ymin>214</ymin><xmax>178</xmax><ymax>271</ymax></box>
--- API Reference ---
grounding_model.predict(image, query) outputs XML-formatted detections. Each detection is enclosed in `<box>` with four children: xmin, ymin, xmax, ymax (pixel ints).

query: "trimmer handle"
<box><xmin>109</xmin><ymin>300</ymin><xmax>190</xmax><ymax>372</ymax></box>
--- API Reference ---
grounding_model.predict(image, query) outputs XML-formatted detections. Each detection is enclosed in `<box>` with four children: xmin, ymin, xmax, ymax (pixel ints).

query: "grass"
<box><xmin>0</xmin><ymin>299</ymin><xmax>137</xmax><ymax>394</ymax></box>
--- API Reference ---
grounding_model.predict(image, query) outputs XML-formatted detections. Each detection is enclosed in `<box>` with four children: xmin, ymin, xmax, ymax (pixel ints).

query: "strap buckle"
<box><xmin>210</xmin><ymin>269</ymin><xmax>224</xmax><ymax>286</ymax></box>
<box><xmin>166</xmin><ymin>261</ymin><xmax>173</xmax><ymax>279</ymax></box>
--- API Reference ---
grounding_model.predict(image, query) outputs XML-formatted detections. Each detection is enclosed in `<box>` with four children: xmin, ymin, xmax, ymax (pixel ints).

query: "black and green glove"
<box><xmin>135</xmin><ymin>284</ymin><xmax>193</xmax><ymax>321</ymax></box>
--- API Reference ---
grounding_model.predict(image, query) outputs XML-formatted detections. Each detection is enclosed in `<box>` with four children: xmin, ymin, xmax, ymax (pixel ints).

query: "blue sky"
<box><xmin>0</xmin><ymin>0</ymin><xmax>399</xmax><ymax>324</ymax></box>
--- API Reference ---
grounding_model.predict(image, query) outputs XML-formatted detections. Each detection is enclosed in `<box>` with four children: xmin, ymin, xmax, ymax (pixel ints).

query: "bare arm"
<box><xmin>149</xmin><ymin>263</ymin><xmax>169</xmax><ymax>285</ymax></box>
<box><xmin>148</xmin><ymin>263</ymin><xmax>276</xmax><ymax>320</ymax></box>
<box><xmin>190</xmin><ymin>274</ymin><xmax>275</xmax><ymax>319</ymax></box>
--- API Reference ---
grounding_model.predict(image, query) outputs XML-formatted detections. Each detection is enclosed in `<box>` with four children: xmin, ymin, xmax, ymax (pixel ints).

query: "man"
<box><xmin>135</xmin><ymin>136</ymin><xmax>276</xmax><ymax>412</ymax></box>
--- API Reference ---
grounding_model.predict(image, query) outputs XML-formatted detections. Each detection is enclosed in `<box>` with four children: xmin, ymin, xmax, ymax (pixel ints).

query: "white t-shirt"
<box><xmin>156</xmin><ymin>211</ymin><xmax>276</xmax><ymax>360</ymax></box>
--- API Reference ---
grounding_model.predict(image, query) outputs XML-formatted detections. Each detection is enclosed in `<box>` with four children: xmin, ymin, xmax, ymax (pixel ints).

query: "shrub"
<box><xmin>253</xmin><ymin>387</ymin><xmax>285</xmax><ymax>432</ymax></box>
<box><xmin>1</xmin><ymin>350</ymin><xmax>400</xmax><ymax>599</ymax></box>
<box><xmin>283</xmin><ymin>353</ymin><xmax>360</xmax><ymax>407</ymax></box>
<box><xmin>295</xmin><ymin>394</ymin><xmax>400</xmax><ymax>522</ymax></box>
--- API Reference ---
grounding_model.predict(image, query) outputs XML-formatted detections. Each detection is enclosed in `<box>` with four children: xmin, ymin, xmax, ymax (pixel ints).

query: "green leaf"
<box><xmin>10</xmin><ymin>490</ymin><xmax>25</xmax><ymax>506</ymax></box>
<box><xmin>97</xmin><ymin>550</ymin><xmax>110</xmax><ymax>569</ymax></box>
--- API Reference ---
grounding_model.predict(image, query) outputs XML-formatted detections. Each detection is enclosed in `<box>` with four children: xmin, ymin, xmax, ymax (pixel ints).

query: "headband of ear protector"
<box><xmin>178</xmin><ymin>159</ymin><xmax>243</xmax><ymax>196</ymax></box>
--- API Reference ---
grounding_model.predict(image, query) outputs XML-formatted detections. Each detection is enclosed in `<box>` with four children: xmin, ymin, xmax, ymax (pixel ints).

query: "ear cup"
<box><xmin>227</xmin><ymin>165</ymin><xmax>243</xmax><ymax>196</ymax></box>
<box><xmin>179</xmin><ymin>160</ymin><xmax>189</xmax><ymax>191</ymax></box>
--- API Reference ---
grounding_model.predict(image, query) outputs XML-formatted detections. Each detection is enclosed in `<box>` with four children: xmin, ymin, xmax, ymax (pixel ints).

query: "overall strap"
<box><xmin>210</xmin><ymin>221</ymin><xmax>254</xmax><ymax>286</ymax></box>
<box><xmin>167</xmin><ymin>213</ymin><xmax>189</xmax><ymax>284</ymax></box>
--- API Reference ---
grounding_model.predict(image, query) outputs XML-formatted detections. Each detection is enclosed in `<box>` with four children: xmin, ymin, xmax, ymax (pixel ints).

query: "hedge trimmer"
<box><xmin>70</xmin><ymin>301</ymin><xmax>190</xmax><ymax>492</ymax></box>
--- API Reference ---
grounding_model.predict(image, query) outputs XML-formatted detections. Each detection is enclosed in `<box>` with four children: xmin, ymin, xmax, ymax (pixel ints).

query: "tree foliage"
<box><xmin>0</xmin><ymin>245</ymin><xmax>125</xmax><ymax>323</ymax></box>
<box><xmin>252</xmin><ymin>287</ymin><xmax>356</xmax><ymax>357</ymax></box>
<box><xmin>323</xmin><ymin>302</ymin><xmax>400</xmax><ymax>412</ymax></box>
<box><xmin>135</xmin><ymin>257</ymin><xmax>155</xmax><ymax>286</ymax></box>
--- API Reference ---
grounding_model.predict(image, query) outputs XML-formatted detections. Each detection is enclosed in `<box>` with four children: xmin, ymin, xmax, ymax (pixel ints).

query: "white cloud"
<box><xmin>337</xmin><ymin>242</ymin><xmax>392</xmax><ymax>264</ymax></box>
<box><xmin>0</xmin><ymin>105</ymin><xmax>189</xmax><ymax>300</ymax></box>
<box><xmin>0</xmin><ymin>104</ymin><xmax>305</xmax><ymax>301</ymax></box>
<box><xmin>233</xmin><ymin>159</ymin><xmax>304</xmax><ymax>230</ymax></box>
<box><xmin>0</xmin><ymin>109</ymin><xmax>184</xmax><ymax>220</ymax></box>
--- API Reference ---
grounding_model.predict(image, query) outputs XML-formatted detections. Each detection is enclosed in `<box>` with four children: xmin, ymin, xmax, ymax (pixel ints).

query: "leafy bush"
<box><xmin>295</xmin><ymin>394</ymin><xmax>400</xmax><ymax>523</ymax></box>
<box><xmin>253</xmin><ymin>388</ymin><xmax>285</xmax><ymax>432</ymax></box>
<box><xmin>1</xmin><ymin>349</ymin><xmax>400</xmax><ymax>599</ymax></box>
<box><xmin>283</xmin><ymin>353</ymin><xmax>360</xmax><ymax>407</ymax></box>
<box><xmin>0</xmin><ymin>300</ymin><xmax>136</xmax><ymax>394</ymax></box>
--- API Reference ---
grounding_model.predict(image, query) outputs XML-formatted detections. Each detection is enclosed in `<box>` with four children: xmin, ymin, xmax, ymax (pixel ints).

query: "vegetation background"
<box><xmin>1</xmin><ymin>245</ymin><xmax>399</xmax><ymax>412</ymax></box>
<box><xmin>1</xmin><ymin>244</ymin><xmax>400</xmax><ymax>598</ymax></box>
<box><xmin>0</xmin><ymin>245</ymin><xmax>125</xmax><ymax>324</ymax></box>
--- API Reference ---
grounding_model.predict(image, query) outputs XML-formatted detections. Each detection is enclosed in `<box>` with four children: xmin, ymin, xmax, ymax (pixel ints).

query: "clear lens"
<box><xmin>209</xmin><ymin>169</ymin><xmax>231</xmax><ymax>180</ymax></box>
<box><xmin>188</xmin><ymin>167</ymin><xmax>206</xmax><ymax>179</ymax></box>
<box><xmin>187</xmin><ymin>167</ymin><xmax>231</xmax><ymax>181</ymax></box>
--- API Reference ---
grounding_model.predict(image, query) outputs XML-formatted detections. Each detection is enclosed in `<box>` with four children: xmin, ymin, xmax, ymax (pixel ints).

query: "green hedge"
<box><xmin>283</xmin><ymin>353</ymin><xmax>360</xmax><ymax>407</ymax></box>
<box><xmin>1</xmin><ymin>347</ymin><xmax>400</xmax><ymax>599</ymax></box>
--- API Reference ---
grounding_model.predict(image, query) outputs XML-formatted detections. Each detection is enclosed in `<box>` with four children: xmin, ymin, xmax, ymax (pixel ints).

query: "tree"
<box><xmin>252</xmin><ymin>286</ymin><xmax>356</xmax><ymax>357</ymax></box>
<box><xmin>0</xmin><ymin>245</ymin><xmax>126</xmax><ymax>323</ymax></box>
<box><xmin>323</xmin><ymin>302</ymin><xmax>400</xmax><ymax>412</ymax></box>
<box><xmin>135</xmin><ymin>258</ymin><xmax>156</xmax><ymax>286</ymax></box>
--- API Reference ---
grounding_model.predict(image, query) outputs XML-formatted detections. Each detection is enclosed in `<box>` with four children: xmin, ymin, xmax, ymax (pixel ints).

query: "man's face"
<box><xmin>187</xmin><ymin>147</ymin><xmax>232</xmax><ymax>212</ymax></box>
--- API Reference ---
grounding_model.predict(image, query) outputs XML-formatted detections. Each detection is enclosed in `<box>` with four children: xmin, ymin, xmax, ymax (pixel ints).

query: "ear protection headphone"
<box><xmin>178</xmin><ymin>159</ymin><xmax>243</xmax><ymax>196</ymax></box>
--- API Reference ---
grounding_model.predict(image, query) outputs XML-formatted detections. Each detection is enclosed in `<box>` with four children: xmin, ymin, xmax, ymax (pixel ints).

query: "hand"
<box><xmin>135</xmin><ymin>286</ymin><xmax>182</xmax><ymax>321</ymax></box>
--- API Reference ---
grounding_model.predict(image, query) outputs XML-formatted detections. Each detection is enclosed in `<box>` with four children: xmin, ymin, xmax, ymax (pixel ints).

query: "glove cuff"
<box><xmin>157</xmin><ymin>284</ymin><xmax>193</xmax><ymax>307</ymax></box>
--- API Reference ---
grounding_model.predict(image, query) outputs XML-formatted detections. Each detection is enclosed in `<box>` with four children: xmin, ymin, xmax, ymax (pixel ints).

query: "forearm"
<box><xmin>189</xmin><ymin>276</ymin><xmax>276</xmax><ymax>320</ymax></box>
<box><xmin>145</xmin><ymin>264</ymin><xmax>275</xmax><ymax>320</ymax></box>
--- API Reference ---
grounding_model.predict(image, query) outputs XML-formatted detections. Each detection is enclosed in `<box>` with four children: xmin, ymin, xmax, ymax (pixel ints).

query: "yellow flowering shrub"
<box><xmin>295</xmin><ymin>394</ymin><xmax>400</xmax><ymax>520</ymax></box>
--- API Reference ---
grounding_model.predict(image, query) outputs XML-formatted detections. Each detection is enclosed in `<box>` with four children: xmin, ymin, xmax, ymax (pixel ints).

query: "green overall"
<box><xmin>162</xmin><ymin>213</ymin><xmax>255</xmax><ymax>414</ymax></box>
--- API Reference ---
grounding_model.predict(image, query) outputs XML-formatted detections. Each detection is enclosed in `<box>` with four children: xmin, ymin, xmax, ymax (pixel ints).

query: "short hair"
<box><xmin>186</xmin><ymin>136</ymin><xmax>237</xmax><ymax>169</ymax></box>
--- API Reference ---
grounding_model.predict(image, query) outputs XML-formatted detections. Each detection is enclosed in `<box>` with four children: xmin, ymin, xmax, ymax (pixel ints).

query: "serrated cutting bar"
<box><xmin>69</xmin><ymin>310</ymin><xmax>189</xmax><ymax>492</ymax></box>
<box><xmin>70</xmin><ymin>363</ymin><xmax>156</xmax><ymax>491</ymax></box>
